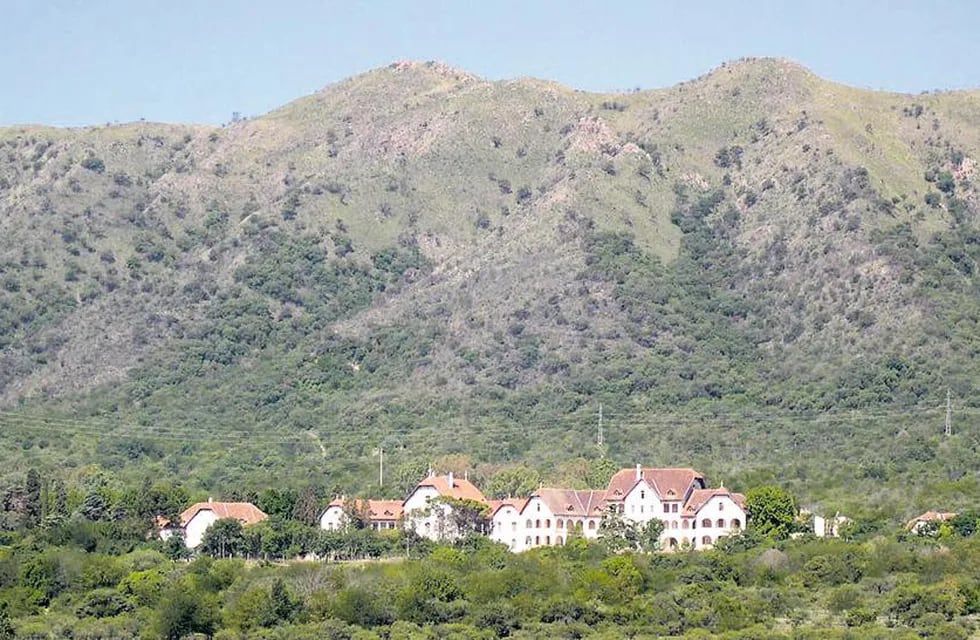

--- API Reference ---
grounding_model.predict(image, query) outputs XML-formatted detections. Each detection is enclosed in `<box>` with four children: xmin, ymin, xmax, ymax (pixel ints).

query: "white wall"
<box><xmin>319</xmin><ymin>505</ymin><xmax>347</xmax><ymax>531</ymax></box>
<box><xmin>688</xmin><ymin>496</ymin><xmax>746</xmax><ymax>549</ymax></box>
<box><xmin>184</xmin><ymin>509</ymin><xmax>218</xmax><ymax>549</ymax></box>
<box><xmin>404</xmin><ymin>486</ymin><xmax>458</xmax><ymax>541</ymax></box>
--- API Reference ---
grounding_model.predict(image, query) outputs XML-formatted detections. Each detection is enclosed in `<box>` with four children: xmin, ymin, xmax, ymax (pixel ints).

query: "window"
<box><xmin>702</xmin><ymin>535</ymin><xmax>712</xmax><ymax>545</ymax></box>
<box><xmin>588</xmin><ymin>520</ymin><xmax>596</xmax><ymax>530</ymax></box>
<box><xmin>663</xmin><ymin>504</ymin><xmax>670</xmax><ymax>514</ymax></box>
<box><xmin>731</xmin><ymin>519</ymin><xmax>742</xmax><ymax>529</ymax></box>
<box><xmin>702</xmin><ymin>518</ymin><xmax>711</xmax><ymax>528</ymax></box>
<box><xmin>719</xmin><ymin>502</ymin><xmax>724</xmax><ymax>511</ymax></box>
<box><xmin>535</xmin><ymin>536</ymin><xmax>540</xmax><ymax>545</ymax></box>
<box><xmin>716</xmin><ymin>519</ymin><xmax>725</xmax><ymax>528</ymax></box>
<box><xmin>557</xmin><ymin>519</ymin><xmax>564</xmax><ymax>529</ymax></box>
<box><xmin>511</xmin><ymin>539</ymin><xmax>516</xmax><ymax>549</ymax></box>
<box><xmin>512</xmin><ymin>521</ymin><xmax>517</xmax><ymax>531</ymax></box>
<box><xmin>630</xmin><ymin>505</ymin><xmax>635</xmax><ymax>513</ymax></box>
<box><xmin>672</xmin><ymin>503</ymin><xmax>678</xmax><ymax>513</ymax></box>
<box><xmin>536</xmin><ymin>503</ymin><xmax>541</xmax><ymax>512</ymax></box>
<box><xmin>525</xmin><ymin>536</ymin><xmax>532</xmax><ymax>546</ymax></box>
<box><xmin>681</xmin><ymin>520</ymin><xmax>689</xmax><ymax>529</ymax></box>
<box><xmin>545</xmin><ymin>536</ymin><xmax>551</xmax><ymax>544</ymax></box>
<box><xmin>640</xmin><ymin>505</ymin><xmax>644</xmax><ymax>513</ymax></box>
<box><xmin>526</xmin><ymin>519</ymin><xmax>532</xmax><ymax>529</ymax></box>
<box><xmin>545</xmin><ymin>519</ymin><xmax>551</xmax><ymax>528</ymax></box>
<box><xmin>671</xmin><ymin>521</ymin><xmax>678</xmax><ymax>529</ymax></box>
<box><xmin>557</xmin><ymin>536</ymin><xmax>564</xmax><ymax>545</ymax></box>
<box><xmin>536</xmin><ymin>519</ymin><xmax>541</xmax><ymax>529</ymax></box>
<box><xmin>640</xmin><ymin>490</ymin><xmax>645</xmax><ymax>500</ymax></box>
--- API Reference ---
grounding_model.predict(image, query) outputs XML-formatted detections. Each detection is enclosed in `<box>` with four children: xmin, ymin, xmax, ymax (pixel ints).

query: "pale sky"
<box><xmin>2</xmin><ymin>0</ymin><xmax>978</xmax><ymax>126</ymax></box>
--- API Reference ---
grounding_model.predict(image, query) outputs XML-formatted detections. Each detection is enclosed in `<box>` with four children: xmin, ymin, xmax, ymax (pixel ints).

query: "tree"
<box><xmin>745</xmin><ymin>486</ymin><xmax>797</xmax><ymax>539</ymax></box>
<box><xmin>485</xmin><ymin>466</ymin><xmax>540</xmax><ymax>499</ymax></box>
<box><xmin>164</xmin><ymin>530</ymin><xmax>190</xmax><ymax>561</ymax></box>
<box><xmin>153</xmin><ymin>585</ymin><xmax>220</xmax><ymax>640</ymax></box>
<box><xmin>640</xmin><ymin>518</ymin><xmax>666</xmax><ymax>552</ymax></box>
<box><xmin>0</xmin><ymin>603</ymin><xmax>14</xmax><ymax>640</ymax></box>
<box><xmin>598</xmin><ymin>509</ymin><xmax>640</xmax><ymax>552</ymax></box>
<box><xmin>200</xmin><ymin>518</ymin><xmax>246</xmax><ymax>558</ymax></box>
<box><xmin>270</xmin><ymin>578</ymin><xmax>299</xmax><ymax>623</ymax></box>
<box><xmin>292</xmin><ymin>486</ymin><xmax>321</xmax><ymax>525</ymax></box>
<box><xmin>24</xmin><ymin>469</ymin><xmax>42</xmax><ymax>528</ymax></box>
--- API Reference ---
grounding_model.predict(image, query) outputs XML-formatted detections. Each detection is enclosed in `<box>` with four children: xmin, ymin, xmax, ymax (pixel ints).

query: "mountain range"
<box><xmin>1</xmin><ymin>58</ymin><xmax>977</xmax><ymax>513</ymax></box>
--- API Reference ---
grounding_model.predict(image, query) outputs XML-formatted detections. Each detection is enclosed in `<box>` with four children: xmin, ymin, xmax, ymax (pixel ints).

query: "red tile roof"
<box><xmin>489</xmin><ymin>498</ymin><xmax>529</xmax><ymax>516</ymax></box>
<box><xmin>606</xmin><ymin>467</ymin><xmax>705</xmax><ymax>501</ymax></box>
<box><xmin>682</xmin><ymin>488</ymin><xmax>747</xmax><ymax>515</ymax></box>
<box><xmin>324</xmin><ymin>498</ymin><xmax>403</xmax><ymax>521</ymax></box>
<box><xmin>906</xmin><ymin>511</ymin><xmax>958</xmax><ymax>529</ymax></box>
<box><xmin>416</xmin><ymin>474</ymin><xmax>487</xmax><ymax>503</ymax></box>
<box><xmin>529</xmin><ymin>488</ymin><xmax>607</xmax><ymax>517</ymax></box>
<box><xmin>180</xmin><ymin>501</ymin><xmax>268</xmax><ymax>527</ymax></box>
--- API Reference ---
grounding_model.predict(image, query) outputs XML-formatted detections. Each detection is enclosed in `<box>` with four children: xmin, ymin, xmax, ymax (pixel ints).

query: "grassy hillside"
<box><xmin>0</xmin><ymin>58</ymin><xmax>978</xmax><ymax>517</ymax></box>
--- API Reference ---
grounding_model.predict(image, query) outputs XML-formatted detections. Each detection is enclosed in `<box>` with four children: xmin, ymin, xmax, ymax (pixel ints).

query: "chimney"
<box><xmin>635</xmin><ymin>464</ymin><xmax>641</xmax><ymax>481</ymax></box>
<box><xmin>448</xmin><ymin>471</ymin><xmax>455</xmax><ymax>488</ymax></box>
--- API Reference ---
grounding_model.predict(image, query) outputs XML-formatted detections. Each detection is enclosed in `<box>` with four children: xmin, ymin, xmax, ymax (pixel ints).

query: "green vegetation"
<box><xmin>0</xmin><ymin>59</ymin><xmax>977</xmax><ymax>600</ymax></box>
<box><xmin>0</xmin><ymin>493</ymin><xmax>978</xmax><ymax>638</ymax></box>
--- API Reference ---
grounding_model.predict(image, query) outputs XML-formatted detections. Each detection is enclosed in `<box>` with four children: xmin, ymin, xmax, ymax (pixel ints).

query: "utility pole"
<box><xmin>597</xmin><ymin>403</ymin><xmax>604</xmax><ymax>448</ymax></box>
<box><xmin>944</xmin><ymin>388</ymin><xmax>952</xmax><ymax>437</ymax></box>
<box><xmin>373</xmin><ymin>446</ymin><xmax>384</xmax><ymax>487</ymax></box>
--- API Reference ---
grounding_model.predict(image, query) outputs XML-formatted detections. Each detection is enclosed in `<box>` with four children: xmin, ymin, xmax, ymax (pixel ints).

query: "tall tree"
<box><xmin>24</xmin><ymin>469</ymin><xmax>42</xmax><ymax>529</ymax></box>
<box><xmin>745</xmin><ymin>486</ymin><xmax>798</xmax><ymax>539</ymax></box>
<box><xmin>200</xmin><ymin>518</ymin><xmax>246</xmax><ymax>558</ymax></box>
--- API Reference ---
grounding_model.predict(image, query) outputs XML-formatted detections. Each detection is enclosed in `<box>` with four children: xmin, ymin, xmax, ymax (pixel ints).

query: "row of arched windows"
<box><xmin>522</xmin><ymin>519</ymin><xmax>598</xmax><ymax>530</ymax></box>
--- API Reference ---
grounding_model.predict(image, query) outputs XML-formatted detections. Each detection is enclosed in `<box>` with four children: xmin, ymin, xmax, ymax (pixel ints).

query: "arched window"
<box><xmin>545</xmin><ymin>519</ymin><xmax>551</xmax><ymax>528</ymax></box>
<box><xmin>702</xmin><ymin>518</ymin><xmax>711</xmax><ymax>528</ymax></box>
<box><xmin>557</xmin><ymin>519</ymin><xmax>564</xmax><ymax>529</ymax></box>
<box><xmin>545</xmin><ymin>536</ymin><xmax>550</xmax><ymax>544</ymax></box>
<box><xmin>511</xmin><ymin>539</ymin><xmax>516</xmax><ymax>549</ymax></box>
<box><xmin>682</xmin><ymin>520</ymin><xmax>689</xmax><ymax>529</ymax></box>
<box><xmin>588</xmin><ymin>520</ymin><xmax>596</xmax><ymax>530</ymax></box>
<box><xmin>716</xmin><ymin>519</ymin><xmax>725</xmax><ymax>528</ymax></box>
<box><xmin>526</xmin><ymin>519</ymin><xmax>532</xmax><ymax>529</ymax></box>
<box><xmin>671</xmin><ymin>521</ymin><xmax>678</xmax><ymax>529</ymax></box>
<box><xmin>702</xmin><ymin>535</ymin><xmax>712</xmax><ymax>545</ymax></box>
<box><xmin>576</xmin><ymin>521</ymin><xmax>584</xmax><ymax>530</ymax></box>
<box><xmin>512</xmin><ymin>521</ymin><xmax>517</xmax><ymax>531</ymax></box>
<box><xmin>535</xmin><ymin>536</ymin><xmax>540</xmax><ymax>545</ymax></box>
<box><xmin>556</xmin><ymin>536</ymin><xmax>564</xmax><ymax>545</ymax></box>
<box><xmin>536</xmin><ymin>520</ymin><xmax>541</xmax><ymax>529</ymax></box>
<box><xmin>668</xmin><ymin>538</ymin><xmax>678</xmax><ymax>549</ymax></box>
<box><xmin>525</xmin><ymin>536</ymin><xmax>532</xmax><ymax>546</ymax></box>
<box><xmin>731</xmin><ymin>519</ymin><xmax>742</xmax><ymax>529</ymax></box>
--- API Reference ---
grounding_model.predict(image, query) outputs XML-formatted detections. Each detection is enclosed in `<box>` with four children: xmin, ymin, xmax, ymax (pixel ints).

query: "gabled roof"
<box><xmin>180</xmin><ymin>501</ymin><xmax>267</xmax><ymax>527</ymax></box>
<box><xmin>527</xmin><ymin>489</ymin><xmax>607</xmax><ymax>517</ymax></box>
<box><xmin>906</xmin><ymin>511</ymin><xmax>958</xmax><ymax>529</ymax></box>
<box><xmin>488</xmin><ymin>498</ymin><xmax>529</xmax><ymax>517</ymax></box>
<box><xmin>682</xmin><ymin>488</ymin><xmax>746</xmax><ymax>516</ymax></box>
<box><xmin>323</xmin><ymin>498</ymin><xmax>403</xmax><ymax>521</ymax></box>
<box><xmin>606</xmin><ymin>467</ymin><xmax>705</xmax><ymax>501</ymax></box>
<box><xmin>413</xmin><ymin>473</ymin><xmax>487</xmax><ymax>503</ymax></box>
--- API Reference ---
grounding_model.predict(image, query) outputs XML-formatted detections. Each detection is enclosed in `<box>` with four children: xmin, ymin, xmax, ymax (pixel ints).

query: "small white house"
<box><xmin>402</xmin><ymin>472</ymin><xmax>487</xmax><ymax>541</ymax></box>
<box><xmin>162</xmin><ymin>499</ymin><xmax>268</xmax><ymax>549</ymax></box>
<box><xmin>319</xmin><ymin>498</ymin><xmax>403</xmax><ymax>531</ymax></box>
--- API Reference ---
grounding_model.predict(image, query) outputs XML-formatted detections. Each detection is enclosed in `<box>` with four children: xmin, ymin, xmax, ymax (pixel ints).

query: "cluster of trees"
<box><xmin>1</xmin><ymin>518</ymin><xmax>978</xmax><ymax>638</ymax></box>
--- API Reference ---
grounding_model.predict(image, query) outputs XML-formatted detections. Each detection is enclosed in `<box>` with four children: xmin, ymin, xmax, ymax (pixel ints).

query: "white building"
<box><xmin>319</xmin><ymin>498</ymin><xmax>403</xmax><ymax>532</ymax></box>
<box><xmin>162</xmin><ymin>499</ymin><xmax>268</xmax><ymax>549</ymax></box>
<box><xmin>402</xmin><ymin>471</ymin><xmax>487</xmax><ymax>541</ymax></box>
<box><xmin>512</xmin><ymin>488</ymin><xmax>607</xmax><ymax>552</ymax></box>
<box><xmin>488</xmin><ymin>499</ymin><xmax>529</xmax><ymax>551</ymax></box>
